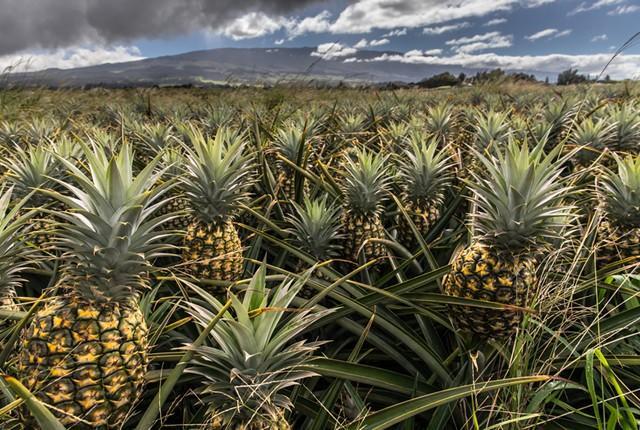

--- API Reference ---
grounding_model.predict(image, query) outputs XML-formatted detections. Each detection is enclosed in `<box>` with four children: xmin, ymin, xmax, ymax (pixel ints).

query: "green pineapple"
<box><xmin>340</xmin><ymin>148</ymin><xmax>391</xmax><ymax>263</ymax></box>
<box><xmin>180</xmin><ymin>125</ymin><xmax>254</xmax><ymax>292</ymax></box>
<box><xmin>285</xmin><ymin>196</ymin><xmax>343</xmax><ymax>296</ymax></box>
<box><xmin>17</xmin><ymin>142</ymin><xmax>173</xmax><ymax>428</ymax></box>
<box><xmin>607</xmin><ymin>103</ymin><xmax>640</xmax><ymax>154</ymax></box>
<box><xmin>187</xmin><ymin>266</ymin><xmax>327</xmax><ymax>429</ymax></box>
<box><xmin>596</xmin><ymin>154</ymin><xmax>640</xmax><ymax>266</ymax></box>
<box><xmin>397</xmin><ymin>136</ymin><xmax>454</xmax><ymax>247</ymax></box>
<box><xmin>425</xmin><ymin>102</ymin><xmax>456</xmax><ymax>146</ymax></box>
<box><xmin>443</xmin><ymin>139</ymin><xmax>573</xmax><ymax>338</ymax></box>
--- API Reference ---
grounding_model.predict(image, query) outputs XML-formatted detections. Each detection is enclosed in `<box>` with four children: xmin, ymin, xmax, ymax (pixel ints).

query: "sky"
<box><xmin>0</xmin><ymin>0</ymin><xmax>639</xmax><ymax>79</ymax></box>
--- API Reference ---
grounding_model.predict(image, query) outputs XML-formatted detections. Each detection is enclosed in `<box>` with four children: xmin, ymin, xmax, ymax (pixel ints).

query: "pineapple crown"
<box><xmin>469</xmin><ymin>138</ymin><xmax>574</xmax><ymax>251</ymax></box>
<box><xmin>425</xmin><ymin>103</ymin><xmax>455</xmax><ymax>143</ymax></box>
<box><xmin>285</xmin><ymin>196</ymin><xmax>344</xmax><ymax>261</ymax></box>
<box><xmin>473</xmin><ymin>109</ymin><xmax>511</xmax><ymax>151</ymax></box>
<box><xmin>600</xmin><ymin>154</ymin><xmax>640</xmax><ymax>227</ymax></box>
<box><xmin>340</xmin><ymin>113</ymin><xmax>366</xmax><ymax>134</ymax></box>
<box><xmin>187</xmin><ymin>265</ymin><xmax>328</xmax><ymax>427</ymax></box>
<box><xmin>274</xmin><ymin>123</ymin><xmax>307</xmax><ymax>164</ymax></box>
<box><xmin>1</xmin><ymin>143</ymin><xmax>63</xmax><ymax>204</ymax></box>
<box><xmin>570</xmin><ymin>117</ymin><xmax>616</xmax><ymax>165</ymax></box>
<box><xmin>0</xmin><ymin>187</ymin><xmax>35</xmax><ymax>298</ymax></box>
<box><xmin>134</xmin><ymin>123</ymin><xmax>175</xmax><ymax>155</ymax></box>
<box><xmin>398</xmin><ymin>136</ymin><xmax>454</xmax><ymax>205</ymax></box>
<box><xmin>341</xmin><ymin>148</ymin><xmax>391</xmax><ymax>216</ymax></box>
<box><xmin>607</xmin><ymin>104</ymin><xmax>640</xmax><ymax>152</ymax></box>
<box><xmin>181</xmin><ymin>125</ymin><xmax>254</xmax><ymax>224</ymax></box>
<box><xmin>48</xmin><ymin>141</ymin><xmax>176</xmax><ymax>302</ymax></box>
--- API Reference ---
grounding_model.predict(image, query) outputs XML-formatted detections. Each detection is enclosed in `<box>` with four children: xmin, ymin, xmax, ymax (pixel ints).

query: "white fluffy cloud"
<box><xmin>382</xmin><ymin>28</ymin><xmax>408</xmax><ymax>37</ymax></box>
<box><xmin>591</xmin><ymin>34</ymin><xmax>608</xmax><ymax>42</ymax></box>
<box><xmin>569</xmin><ymin>0</ymin><xmax>624</xmax><ymax>15</ymax></box>
<box><xmin>423</xmin><ymin>22</ymin><xmax>471</xmax><ymax>35</ymax></box>
<box><xmin>327</xmin><ymin>0</ymin><xmax>549</xmax><ymax>34</ymax></box>
<box><xmin>356</xmin><ymin>51</ymin><xmax>640</xmax><ymax>80</ymax></box>
<box><xmin>608</xmin><ymin>4</ymin><xmax>639</xmax><ymax>14</ymax></box>
<box><xmin>286</xmin><ymin>10</ymin><xmax>332</xmax><ymax>38</ymax></box>
<box><xmin>525</xmin><ymin>28</ymin><xmax>572</xmax><ymax>41</ymax></box>
<box><xmin>446</xmin><ymin>31</ymin><xmax>513</xmax><ymax>53</ymax></box>
<box><xmin>354</xmin><ymin>38</ymin><xmax>390</xmax><ymax>48</ymax></box>
<box><xmin>311</xmin><ymin>42</ymin><xmax>358</xmax><ymax>59</ymax></box>
<box><xmin>221</xmin><ymin>12</ymin><xmax>289</xmax><ymax>40</ymax></box>
<box><xmin>0</xmin><ymin>45</ymin><xmax>143</xmax><ymax>73</ymax></box>
<box><xmin>484</xmin><ymin>18</ymin><xmax>508</xmax><ymax>26</ymax></box>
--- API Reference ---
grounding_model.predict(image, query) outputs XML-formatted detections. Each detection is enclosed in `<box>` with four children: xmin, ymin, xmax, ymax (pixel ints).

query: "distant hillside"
<box><xmin>2</xmin><ymin>47</ymin><xmax>555</xmax><ymax>87</ymax></box>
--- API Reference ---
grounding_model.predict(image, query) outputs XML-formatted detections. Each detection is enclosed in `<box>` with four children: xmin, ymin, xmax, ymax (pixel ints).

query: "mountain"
<box><xmin>3</xmin><ymin>47</ymin><xmax>552</xmax><ymax>87</ymax></box>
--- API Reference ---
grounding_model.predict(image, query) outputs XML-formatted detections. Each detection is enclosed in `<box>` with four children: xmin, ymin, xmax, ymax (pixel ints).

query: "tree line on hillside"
<box><xmin>415</xmin><ymin>68</ymin><xmax>615</xmax><ymax>88</ymax></box>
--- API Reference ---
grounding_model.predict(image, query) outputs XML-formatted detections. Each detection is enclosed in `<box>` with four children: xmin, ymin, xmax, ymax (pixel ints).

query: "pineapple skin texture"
<box><xmin>209</xmin><ymin>414</ymin><xmax>291</xmax><ymax>430</ymax></box>
<box><xmin>398</xmin><ymin>200</ymin><xmax>441</xmax><ymax>247</ymax></box>
<box><xmin>17</xmin><ymin>297</ymin><xmax>148</xmax><ymax>429</ymax></box>
<box><xmin>443</xmin><ymin>243</ymin><xmax>537</xmax><ymax>339</ymax></box>
<box><xmin>341</xmin><ymin>213</ymin><xmax>386</xmax><ymax>263</ymax></box>
<box><xmin>597</xmin><ymin>219</ymin><xmax>640</xmax><ymax>266</ymax></box>
<box><xmin>183</xmin><ymin>220</ymin><xmax>243</xmax><ymax>293</ymax></box>
<box><xmin>156</xmin><ymin>193</ymin><xmax>191</xmax><ymax>232</ymax></box>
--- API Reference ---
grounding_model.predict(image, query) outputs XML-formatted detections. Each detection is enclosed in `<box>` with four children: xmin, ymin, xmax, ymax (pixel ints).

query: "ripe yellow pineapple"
<box><xmin>339</xmin><ymin>148</ymin><xmax>391</xmax><ymax>264</ymax></box>
<box><xmin>16</xmin><ymin>142</ymin><xmax>174</xmax><ymax>428</ymax></box>
<box><xmin>443</xmin><ymin>139</ymin><xmax>573</xmax><ymax>338</ymax></box>
<box><xmin>180</xmin><ymin>125</ymin><xmax>254</xmax><ymax>294</ymax></box>
<box><xmin>397</xmin><ymin>136</ymin><xmax>453</xmax><ymax>248</ymax></box>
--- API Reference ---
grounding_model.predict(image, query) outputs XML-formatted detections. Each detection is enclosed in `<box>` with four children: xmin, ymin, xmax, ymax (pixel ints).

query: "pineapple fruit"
<box><xmin>443</xmin><ymin>139</ymin><xmax>573</xmax><ymax>338</ymax></box>
<box><xmin>180</xmin><ymin>125</ymin><xmax>254</xmax><ymax>292</ymax></box>
<box><xmin>16</xmin><ymin>142</ymin><xmax>173</xmax><ymax>428</ymax></box>
<box><xmin>596</xmin><ymin>154</ymin><xmax>640</xmax><ymax>266</ymax></box>
<box><xmin>340</xmin><ymin>148</ymin><xmax>391</xmax><ymax>264</ymax></box>
<box><xmin>397</xmin><ymin>136</ymin><xmax>453</xmax><ymax>248</ymax></box>
<box><xmin>187</xmin><ymin>266</ymin><xmax>326</xmax><ymax>429</ymax></box>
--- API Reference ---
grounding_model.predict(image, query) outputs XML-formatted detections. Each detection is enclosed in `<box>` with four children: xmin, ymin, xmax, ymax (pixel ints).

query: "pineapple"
<box><xmin>187</xmin><ymin>266</ymin><xmax>327</xmax><ymax>429</ymax></box>
<box><xmin>397</xmin><ymin>136</ymin><xmax>454</xmax><ymax>247</ymax></box>
<box><xmin>1</xmin><ymin>143</ymin><xmax>65</xmax><ymax>251</ymax></box>
<box><xmin>131</xmin><ymin>122</ymin><xmax>175</xmax><ymax>168</ymax></box>
<box><xmin>443</xmin><ymin>139</ymin><xmax>573</xmax><ymax>338</ymax></box>
<box><xmin>596</xmin><ymin>154</ymin><xmax>640</xmax><ymax>266</ymax></box>
<box><xmin>285</xmin><ymin>196</ymin><xmax>343</xmax><ymax>296</ymax></box>
<box><xmin>340</xmin><ymin>148</ymin><xmax>391</xmax><ymax>263</ymax></box>
<box><xmin>180</xmin><ymin>125</ymin><xmax>254</xmax><ymax>292</ymax></box>
<box><xmin>273</xmin><ymin>123</ymin><xmax>310</xmax><ymax>202</ymax></box>
<box><xmin>16</xmin><ymin>142</ymin><xmax>173</xmax><ymax>428</ymax></box>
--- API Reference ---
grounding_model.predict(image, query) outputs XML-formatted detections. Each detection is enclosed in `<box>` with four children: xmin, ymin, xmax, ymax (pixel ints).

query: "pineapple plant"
<box><xmin>340</xmin><ymin>148</ymin><xmax>391</xmax><ymax>263</ymax></box>
<box><xmin>16</xmin><ymin>142</ymin><xmax>173</xmax><ymax>428</ymax></box>
<box><xmin>397</xmin><ymin>137</ymin><xmax>454</xmax><ymax>247</ymax></box>
<box><xmin>131</xmin><ymin>122</ymin><xmax>175</xmax><ymax>168</ymax></box>
<box><xmin>1</xmin><ymin>143</ymin><xmax>65</xmax><ymax>251</ymax></box>
<box><xmin>596</xmin><ymin>154</ymin><xmax>640</xmax><ymax>266</ymax></box>
<box><xmin>180</xmin><ymin>125</ymin><xmax>254</xmax><ymax>292</ymax></box>
<box><xmin>187</xmin><ymin>266</ymin><xmax>327</xmax><ymax>429</ymax></box>
<box><xmin>568</xmin><ymin>117</ymin><xmax>616</xmax><ymax>171</ymax></box>
<box><xmin>0</xmin><ymin>187</ymin><xmax>35</xmax><ymax>345</ymax></box>
<box><xmin>425</xmin><ymin>102</ymin><xmax>457</xmax><ymax>146</ymax></box>
<box><xmin>285</xmin><ymin>196</ymin><xmax>343</xmax><ymax>296</ymax></box>
<box><xmin>272</xmin><ymin>122</ymin><xmax>310</xmax><ymax>202</ymax></box>
<box><xmin>607</xmin><ymin>103</ymin><xmax>640</xmax><ymax>154</ymax></box>
<box><xmin>443</xmin><ymin>139</ymin><xmax>573</xmax><ymax>338</ymax></box>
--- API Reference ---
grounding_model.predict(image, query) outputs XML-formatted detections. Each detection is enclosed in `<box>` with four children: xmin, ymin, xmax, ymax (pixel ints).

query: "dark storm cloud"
<box><xmin>0</xmin><ymin>0</ymin><xmax>320</xmax><ymax>55</ymax></box>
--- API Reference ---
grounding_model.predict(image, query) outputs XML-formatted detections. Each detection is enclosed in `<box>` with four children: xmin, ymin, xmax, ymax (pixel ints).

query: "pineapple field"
<box><xmin>0</xmin><ymin>83</ymin><xmax>639</xmax><ymax>429</ymax></box>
